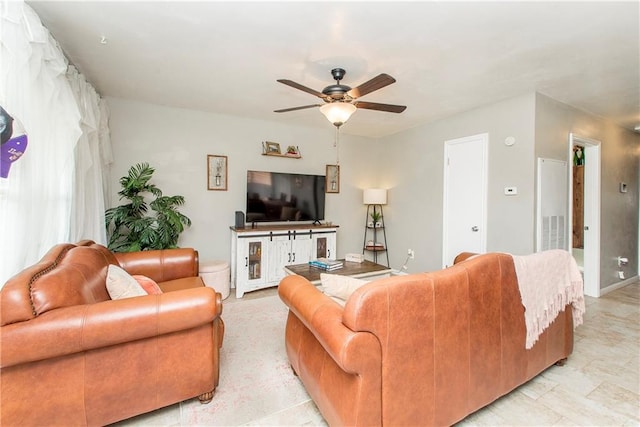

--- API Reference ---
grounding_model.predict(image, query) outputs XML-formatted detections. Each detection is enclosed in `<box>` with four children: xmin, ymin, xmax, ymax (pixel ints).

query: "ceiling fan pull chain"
<box><xmin>335</xmin><ymin>126</ymin><xmax>340</xmax><ymax>165</ymax></box>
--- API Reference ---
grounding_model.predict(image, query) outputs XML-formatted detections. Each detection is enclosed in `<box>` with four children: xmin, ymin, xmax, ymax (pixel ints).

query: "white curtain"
<box><xmin>0</xmin><ymin>1</ymin><xmax>111</xmax><ymax>285</ymax></box>
<box><xmin>67</xmin><ymin>66</ymin><xmax>112</xmax><ymax>243</ymax></box>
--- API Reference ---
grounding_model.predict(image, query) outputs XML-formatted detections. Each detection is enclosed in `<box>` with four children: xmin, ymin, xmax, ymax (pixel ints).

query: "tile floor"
<box><xmin>456</xmin><ymin>282</ymin><xmax>639</xmax><ymax>426</ymax></box>
<box><xmin>115</xmin><ymin>283</ymin><xmax>639</xmax><ymax>426</ymax></box>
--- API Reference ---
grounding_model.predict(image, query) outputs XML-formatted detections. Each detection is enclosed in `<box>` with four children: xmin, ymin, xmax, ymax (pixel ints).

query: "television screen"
<box><xmin>246</xmin><ymin>170</ymin><xmax>326</xmax><ymax>223</ymax></box>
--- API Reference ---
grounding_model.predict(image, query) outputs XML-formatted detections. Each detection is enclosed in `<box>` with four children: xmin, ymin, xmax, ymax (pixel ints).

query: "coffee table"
<box><xmin>284</xmin><ymin>259</ymin><xmax>393</xmax><ymax>284</ymax></box>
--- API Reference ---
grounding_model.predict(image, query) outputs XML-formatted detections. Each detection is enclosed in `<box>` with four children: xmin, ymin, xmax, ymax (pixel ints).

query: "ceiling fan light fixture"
<box><xmin>320</xmin><ymin>102</ymin><xmax>357</xmax><ymax>127</ymax></box>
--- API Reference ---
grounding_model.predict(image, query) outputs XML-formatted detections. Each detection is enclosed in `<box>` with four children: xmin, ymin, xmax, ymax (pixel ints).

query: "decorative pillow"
<box><xmin>133</xmin><ymin>275</ymin><xmax>163</xmax><ymax>295</ymax></box>
<box><xmin>320</xmin><ymin>273</ymin><xmax>368</xmax><ymax>303</ymax></box>
<box><xmin>106</xmin><ymin>264</ymin><xmax>147</xmax><ymax>300</ymax></box>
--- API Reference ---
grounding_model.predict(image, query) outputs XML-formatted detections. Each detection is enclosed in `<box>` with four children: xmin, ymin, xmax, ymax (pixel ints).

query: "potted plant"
<box><xmin>370</xmin><ymin>210</ymin><xmax>382</xmax><ymax>228</ymax></box>
<box><xmin>105</xmin><ymin>163</ymin><xmax>192</xmax><ymax>252</ymax></box>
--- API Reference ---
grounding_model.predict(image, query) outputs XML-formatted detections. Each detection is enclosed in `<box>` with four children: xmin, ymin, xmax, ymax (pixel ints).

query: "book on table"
<box><xmin>310</xmin><ymin>264</ymin><xmax>343</xmax><ymax>271</ymax></box>
<box><xmin>309</xmin><ymin>258</ymin><xmax>344</xmax><ymax>270</ymax></box>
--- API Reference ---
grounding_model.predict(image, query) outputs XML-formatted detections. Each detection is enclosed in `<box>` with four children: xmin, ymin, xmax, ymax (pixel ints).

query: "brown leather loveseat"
<box><xmin>278</xmin><ymin>252</ymin><xmax>576</xmax><ymax>426</ymax></box>
<box><xmin>0</xmin><ymin>240</ymin><xmax>224</xmax><ymax>426</ymax></box>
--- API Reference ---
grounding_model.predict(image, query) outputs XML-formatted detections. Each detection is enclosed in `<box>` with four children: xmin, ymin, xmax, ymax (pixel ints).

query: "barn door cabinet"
<box><xmin>231</xmin><ymin>224</ymin><xmax>338</xmax><ymax>298</ymax></box>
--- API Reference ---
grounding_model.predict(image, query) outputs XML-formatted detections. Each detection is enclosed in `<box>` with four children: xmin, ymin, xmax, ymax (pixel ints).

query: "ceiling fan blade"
<box><xmin>355</xmin><ymin>101</ymin><xmax>406</xmax><ymax>113</ymax></box>
<box><xmin>277</xmin><ymin>79</ymin><xmax>324</xmax><ymax>98</ymax></box>
<box><xmin>347</xmin><ymin>74</ymin><xmax>396</xmax><ymax>98</ymax></box>
<box><xmin>274</xmin><ymin>104</ymin><xmax>322</xmax><ymax>113</ymax></box>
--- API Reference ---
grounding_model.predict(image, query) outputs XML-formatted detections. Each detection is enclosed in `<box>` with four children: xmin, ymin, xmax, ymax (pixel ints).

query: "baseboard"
<box><xmin>600</xmin><ymin>275</ymin><xmax>638</xmax><ymax>296</ymax></box>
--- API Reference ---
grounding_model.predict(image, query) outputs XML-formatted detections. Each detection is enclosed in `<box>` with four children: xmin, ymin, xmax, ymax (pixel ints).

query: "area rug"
<box><xmin>180</xmin><ymin>295</ymin><xmax>316</xmax><ymax>426</ymax></box>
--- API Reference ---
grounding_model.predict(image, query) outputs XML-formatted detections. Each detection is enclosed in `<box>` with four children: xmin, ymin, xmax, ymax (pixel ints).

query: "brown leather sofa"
<box><xmin>0</xmin><ymin>240</ymin><xmax>224</xmax><ymax>426</ymax></box>
<box><xmin>278</xmin><ymin>252</ymin><xmax>574</xmax><ymax>426</ymax></box>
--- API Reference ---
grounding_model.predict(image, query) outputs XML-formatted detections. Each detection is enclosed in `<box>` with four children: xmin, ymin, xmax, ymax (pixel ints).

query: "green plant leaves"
<box><xmin>105</xmin><ymin>163</ymin><xmax>191</xmax><ymax>252</ymax></box>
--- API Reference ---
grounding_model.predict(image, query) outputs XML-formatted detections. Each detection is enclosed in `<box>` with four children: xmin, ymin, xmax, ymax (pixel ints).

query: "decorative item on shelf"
<box><xmin>370</xmin><ymin>210</ymin><xmax>382</xmax><ymax>226</ymax></box>
<box><xmin>263</xmin><ymin>141</ymin><xmax>281</xmax><ymax>155</ymax></box>
<box><xmin>326</xmin><ymin>164</ymin><xmax>340</xmax><ymax>193</ymax></box>
<box><xmin>262</xmin><ymin>141</ymin><xmax>301</xmax><ymax>159</ymax></box>
<box><xmin>207</xmin><ymin>154</ymin><xmax>228</xmax><ymax>191</ymax></box>
<box><xmin>285</xmin><ymin>145</ymin><xmax>301</xmax><ymax>157</ymax></box>
<box><xmin>365</xmin><ymin>241</ymin><xmax>385</xmax><ymax>251</ymax></box>
<box><xmin>345</xmin><ymin>253</ymin><xmax>364</xmax><ymax>263</ymax></box>
<box><xmin>362</xmin><ymin>188</ymin><xmax>389</xmax><ymax>266</ymax></box>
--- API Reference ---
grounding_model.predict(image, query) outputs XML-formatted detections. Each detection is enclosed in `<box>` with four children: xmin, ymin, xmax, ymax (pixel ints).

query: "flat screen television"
<box><xmin>246</xmin><ymin>170</ymin><xmax>326</xmax><ymax>223</ymax></box>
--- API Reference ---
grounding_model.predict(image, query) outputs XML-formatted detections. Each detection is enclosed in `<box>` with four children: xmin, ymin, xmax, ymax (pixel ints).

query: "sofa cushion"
<box><xmin>133</xmin><ymin>275</ymin><xmax>163</xmax><ymax>295</ymax></box>
<box><xmin>106</xmin><ymin>265</ymin><xmax>146</xmax><ymax>299</ymax></box>
<box><xmin>320</xmin><ymin>273</ymin><xmax>368</xmax><ymax>304</ymax></box>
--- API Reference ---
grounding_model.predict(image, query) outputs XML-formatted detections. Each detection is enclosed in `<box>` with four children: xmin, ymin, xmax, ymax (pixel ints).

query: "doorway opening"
<box><xmin>569</xmin><ymin>134</ymin><xmax>601</xmax><ymax>297</ymax></box>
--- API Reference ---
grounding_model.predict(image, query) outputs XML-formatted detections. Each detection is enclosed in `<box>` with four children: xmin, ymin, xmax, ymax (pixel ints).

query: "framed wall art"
<box><xmin>326</xmin><ymin>164</ymin><xmax>340</xmax><ymax>193</ymax></box>
<box><xmin>263</xmin><ymin>141</ymin><xmax>281</xmax><ymax>155</ymax></box>
<box><xmin>207</xmin><ymin>155</ymin><xmax>228</xmax><ymax>191</ymax></box>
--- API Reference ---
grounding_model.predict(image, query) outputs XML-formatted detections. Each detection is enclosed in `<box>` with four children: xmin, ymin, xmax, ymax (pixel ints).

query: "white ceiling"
<box><xmin>27</xmin><ymin>1</ymin><xmax>640</xmax><ymax>138</ymax></box>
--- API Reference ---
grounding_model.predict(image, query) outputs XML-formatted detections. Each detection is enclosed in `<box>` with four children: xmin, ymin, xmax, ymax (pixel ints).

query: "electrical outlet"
<box><xmin>408</xmin><ymin>249</ymin><xmax>415</xmax><ymax>259</ymax></box>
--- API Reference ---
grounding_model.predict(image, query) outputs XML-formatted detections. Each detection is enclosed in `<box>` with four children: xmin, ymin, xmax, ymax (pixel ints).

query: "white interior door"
<box><xmin>442</xmin><ymin>133</ymin><xmax>488</xmax><ymax>267</ymax></box>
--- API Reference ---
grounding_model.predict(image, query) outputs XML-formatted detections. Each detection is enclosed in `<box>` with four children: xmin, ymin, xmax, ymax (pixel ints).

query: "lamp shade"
<box><xmin>320</xmin><ymin>102</ymin><xmax>357</xmax><ymax>127</ymax></box>
<box><xmin>363</xmin><ymin>188</ymin><xmax>387</xmax><ymax>205</ymax></box>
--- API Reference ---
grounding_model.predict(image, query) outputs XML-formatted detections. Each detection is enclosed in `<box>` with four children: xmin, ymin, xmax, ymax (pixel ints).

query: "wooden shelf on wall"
<box><xmin>262</xmin><ymin>152</ymin><xmax>302</xmax><ymax>159</ymax></box>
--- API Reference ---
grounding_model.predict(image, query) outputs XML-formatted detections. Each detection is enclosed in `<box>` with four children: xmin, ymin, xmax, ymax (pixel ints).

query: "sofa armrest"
<box><xmin>453</xmin><ymin>252</ymin><xmax>477</xmax><ymax>264</ymax></box>
<box><xmin>115</xmin><ymin>248</ymin><xmax>199</xmax><ymax>282</ymax></box>
<box><xmin>278</xmin><ymin>275</ymin><xmax>381</xmax><ymax>374</ymax></box>
<box><xmin>1</xmin><ymin>287</ymin><xmax>221</xmax><ymax>368</ymax></box>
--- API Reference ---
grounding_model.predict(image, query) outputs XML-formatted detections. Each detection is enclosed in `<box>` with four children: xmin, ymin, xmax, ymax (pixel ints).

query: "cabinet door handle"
<box><xmin>292</xmin><ymin>252</ymin><xmax>296</xmax><ymax>262</ymax></box>
<box><xmin>245</xmin><ymin>257</ymin><xmax>248</xmax><ymax>267</ymax></box>
<box><xmin>288</xmin><ymin>252</ymin><xmax>291</xmax><ymax>263</ymax></box>
<box><xmin>328</xmin><ymin>249</ymin><xmax>331</xmax><ymax>258</ymax></box>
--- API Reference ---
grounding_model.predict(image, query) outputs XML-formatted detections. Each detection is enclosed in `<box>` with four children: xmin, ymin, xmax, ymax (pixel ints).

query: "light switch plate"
<box><xmin>620</xmin><ymin>182</ymin><xmax>628</xmax><ymax>193</ymax></box>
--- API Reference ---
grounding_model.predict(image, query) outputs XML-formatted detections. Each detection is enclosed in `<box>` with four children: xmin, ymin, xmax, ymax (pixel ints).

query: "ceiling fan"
<box><xmin>274</xmin><ymin>68</ymin><xmax>406</xmax><ymax>127</ymax></box>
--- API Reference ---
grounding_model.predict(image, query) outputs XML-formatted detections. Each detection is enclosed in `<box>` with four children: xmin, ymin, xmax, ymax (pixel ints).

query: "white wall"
<box><xmin>378</xmin><ymin>93</ymin><xmax>537</xmax><ymax>273</ymax></box>
<box><xmin>535</xmin><ymin>93</ymin><xmax>640</xmax><ymax>289</ymax></box>
<box><xmin>107</xmin><ymin>93</ymin><xmax>639</xmax><ymax>287</ymax></box>
<box><xmin>106</xmin><ymin>97</ymin><xmax>377</xmax><ymax>264</ymax></box>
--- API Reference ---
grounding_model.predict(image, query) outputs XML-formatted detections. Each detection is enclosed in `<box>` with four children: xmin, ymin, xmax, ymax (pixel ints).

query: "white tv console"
<box><xmin>230</xmin><ymin>224</ymin><xmax>338</xmax><ymax>298</ymax></box>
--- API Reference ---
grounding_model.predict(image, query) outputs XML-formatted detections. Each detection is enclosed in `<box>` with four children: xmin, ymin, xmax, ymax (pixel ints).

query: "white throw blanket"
<box><xmin>511</xmin><ymin>250</ymin><xmax>585</xmax><ymax>349</ymax></box>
